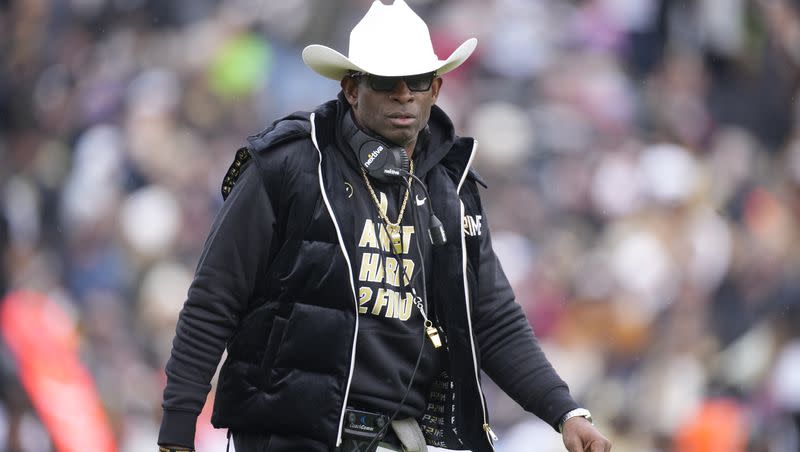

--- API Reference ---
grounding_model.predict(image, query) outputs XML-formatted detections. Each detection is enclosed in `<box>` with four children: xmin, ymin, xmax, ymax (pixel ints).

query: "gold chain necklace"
<box><xmin>360</xmin><ymin>161</ymin><xmax>414</xmax><ymax>255</ymax></box>
<box><xmin>359</xmin><ymin>161</ymin><xmax>442</xmax><ymax>348</ymax></box>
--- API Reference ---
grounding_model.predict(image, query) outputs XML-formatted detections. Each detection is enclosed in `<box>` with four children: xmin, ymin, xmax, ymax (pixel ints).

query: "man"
<box><xmin>158</xmin><ymin>1</ymin><xmax>611</xmax><ymax>451</ymax></box>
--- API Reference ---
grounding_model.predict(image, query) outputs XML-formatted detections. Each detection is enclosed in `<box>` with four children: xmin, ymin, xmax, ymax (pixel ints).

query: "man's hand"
<box><xmin>561</xmin><ymin>417</ymin><xmax>612</xmax><ymax>452</ymax></box>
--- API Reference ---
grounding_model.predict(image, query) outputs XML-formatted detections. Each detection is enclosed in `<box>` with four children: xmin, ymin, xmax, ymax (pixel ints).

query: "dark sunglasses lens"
<box><xmin>404</xmin><ymin>73</ymin><xmax>434</xmax><ymax>91</ymax></box>
<box><xmin>362</xmin><ymin>73</ymin><xmax>434</xmax><ymax>92</ymax></box>
<box><xmin>368</xmin><ymin>75</ymin><xmax>399</xmax><ymax>91</ymax></box>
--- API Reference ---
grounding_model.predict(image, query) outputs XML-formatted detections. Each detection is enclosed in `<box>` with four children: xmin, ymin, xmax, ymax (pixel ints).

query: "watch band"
<box><xmin>159</xmin><ymin>447</ymin><xmax>195</xmax><ymax>452</ymax></box>
<box><xmin>558</xmin><ymin>408</ymin><xmax>593</xmax><ymax>433</ymax></box>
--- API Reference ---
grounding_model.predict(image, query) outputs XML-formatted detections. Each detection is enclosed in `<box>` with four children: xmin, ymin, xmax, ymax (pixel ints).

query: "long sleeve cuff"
<box><xmin>531</xmin><ymin>387</ymin><xmax>580</xmax><ymax>431</ymax></box>
<box><xmin>158</xmin><ymin>409</ymin><xmax>198</xmax><ymax>448</ymax></box>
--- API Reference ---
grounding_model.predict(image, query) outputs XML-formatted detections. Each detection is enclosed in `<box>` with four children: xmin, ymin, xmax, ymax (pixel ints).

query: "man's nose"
<box><xmin>389</xmin><ymin>80</ymin><xmax>414</xmax><ymax>102</ymax></box>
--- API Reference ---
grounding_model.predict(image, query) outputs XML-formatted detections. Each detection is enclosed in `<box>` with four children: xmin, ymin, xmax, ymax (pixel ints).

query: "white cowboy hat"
<box><xmin>302</xmin><ymin>0</ymin><xmax>477</xmax><ymax>80</ymax></box>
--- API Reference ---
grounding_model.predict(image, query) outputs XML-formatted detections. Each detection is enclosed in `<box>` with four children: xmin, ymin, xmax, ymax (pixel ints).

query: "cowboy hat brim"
<box><xmin>302</xmin><ymin>37</ymin><xmax>478</xmax><ymax>81</ymax></box>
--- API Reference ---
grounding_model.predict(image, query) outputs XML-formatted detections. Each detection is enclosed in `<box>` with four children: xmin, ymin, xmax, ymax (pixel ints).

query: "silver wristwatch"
<box><xmin>558</xmin><ymin>408</ymin><xmax>593</xmax><ymax>433</ymax></box>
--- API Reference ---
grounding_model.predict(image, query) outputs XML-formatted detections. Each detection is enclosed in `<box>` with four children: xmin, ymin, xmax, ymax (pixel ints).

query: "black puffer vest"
<box><xmin>210</xmin><ymin>98</ymin><xmax>494</xmax><ymax>452</ymax></box>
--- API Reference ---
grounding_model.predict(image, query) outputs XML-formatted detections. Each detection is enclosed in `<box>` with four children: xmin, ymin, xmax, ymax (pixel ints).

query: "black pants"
<box><xmin>231</xmin><ymin>431</ymin><xmax>404</xmax><ymax>452</ymax></box>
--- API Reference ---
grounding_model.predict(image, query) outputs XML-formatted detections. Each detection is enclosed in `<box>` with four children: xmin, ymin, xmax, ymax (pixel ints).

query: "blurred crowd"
<box><xmin>2</xmin><ymin>0</ymin><xmax>800</xmax><ymax>450</ymax></box>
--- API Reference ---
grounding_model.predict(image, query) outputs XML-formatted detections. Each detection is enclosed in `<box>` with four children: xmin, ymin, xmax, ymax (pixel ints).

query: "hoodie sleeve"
<box><xmin>158</xmin><ymin>157</ymin><xmax>277</xmax><ymax>448</ymax></box>
<box><xmin>469</xmin><ymin>192</ymin><xmax>579</xmax><ymax>431</ymax></box>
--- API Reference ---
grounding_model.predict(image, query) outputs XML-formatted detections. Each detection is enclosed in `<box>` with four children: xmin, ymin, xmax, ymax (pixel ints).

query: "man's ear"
<box><xmin>341</xmin><ymin>77</ymin><xmax>359</xmax><ymax>107</ymax></box>
<box><xmin>431</xmin><ymin>77</ymin><xmax>442</xmax><ymax>102</ymax></box>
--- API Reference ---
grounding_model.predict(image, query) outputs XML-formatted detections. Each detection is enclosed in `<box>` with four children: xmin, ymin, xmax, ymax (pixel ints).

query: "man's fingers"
<box><xmin>589</xmin><ymin>438</ymin><xmax>612</xmax><ymax>452</ymax></box>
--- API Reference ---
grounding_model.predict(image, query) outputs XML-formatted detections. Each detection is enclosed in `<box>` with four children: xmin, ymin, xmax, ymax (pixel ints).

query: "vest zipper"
<box><xmin>309</xmin><ymin>113</ymin><xmax>360</xmax><ymax>448</ymax></box>
<box><xmin>457</xmin><ymin>139</ymin><xmax>497</xmax><ymax>449</ymax></box>
<box><xmin>483</xmin><ymin>423</ymin><xmax>499</xmax><ymax>442</ymax></box>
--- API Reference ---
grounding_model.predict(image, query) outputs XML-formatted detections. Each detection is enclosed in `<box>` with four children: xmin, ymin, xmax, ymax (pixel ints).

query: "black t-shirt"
<box><xmin>346</xmin><ymin>172</ymin><xmax>443</xmax><ymax>419</ymax></box>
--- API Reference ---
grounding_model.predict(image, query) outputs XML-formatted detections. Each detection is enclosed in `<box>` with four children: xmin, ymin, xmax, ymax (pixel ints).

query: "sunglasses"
<box><xmin>350</xmin><ymin>71</ymin><xmax>437</xmax><ymax>92</ymax></box>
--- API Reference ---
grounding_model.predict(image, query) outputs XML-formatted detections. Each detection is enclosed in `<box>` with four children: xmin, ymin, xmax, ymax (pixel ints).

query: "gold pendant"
<box><xmin>386</xmin><ymin>224</ymin><xmax>403</xmax><ymax>255</ymax></box>
<box><xmin>426</xmin><ymin>325</ymin><xmax>442</xmax><ymax>348</ymax></box>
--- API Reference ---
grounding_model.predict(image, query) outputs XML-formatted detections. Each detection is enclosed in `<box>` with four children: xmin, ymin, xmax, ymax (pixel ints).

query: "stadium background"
<box><xmin>2</xmin><ymin>0</ymin><xmax>800</xmax><ymax>450</ymax></box>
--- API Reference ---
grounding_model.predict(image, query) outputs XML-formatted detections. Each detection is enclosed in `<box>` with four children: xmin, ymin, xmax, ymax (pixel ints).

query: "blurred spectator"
<box><xmin>0</xmin><ymin>205</ymin><xmax>7</xmax><ymax>297</ymax></box>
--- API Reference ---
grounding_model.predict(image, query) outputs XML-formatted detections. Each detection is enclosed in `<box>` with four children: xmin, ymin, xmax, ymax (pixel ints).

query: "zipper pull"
<box><xmin>483</xmin><ymin>423</ymin><xmax>498</xmax><ymax>441</ymax></box>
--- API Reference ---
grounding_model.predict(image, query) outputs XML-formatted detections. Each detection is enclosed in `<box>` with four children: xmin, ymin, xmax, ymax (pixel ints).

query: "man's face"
<box><xmin>342</xmin><ymin>72</ymin><xmax>442</xmax><ymax>149</ymax></box>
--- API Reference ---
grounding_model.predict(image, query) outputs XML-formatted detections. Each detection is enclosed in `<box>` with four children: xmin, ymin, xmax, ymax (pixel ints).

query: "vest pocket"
<box><xmin>261</xmin><ymin>315</ymin><xmax>288</xmax><ymax>379</ymax></box>
<box><xmin>272</xmin><ymin>302</ymin><xmax>351</xmax><ymax>373</ymax></box>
